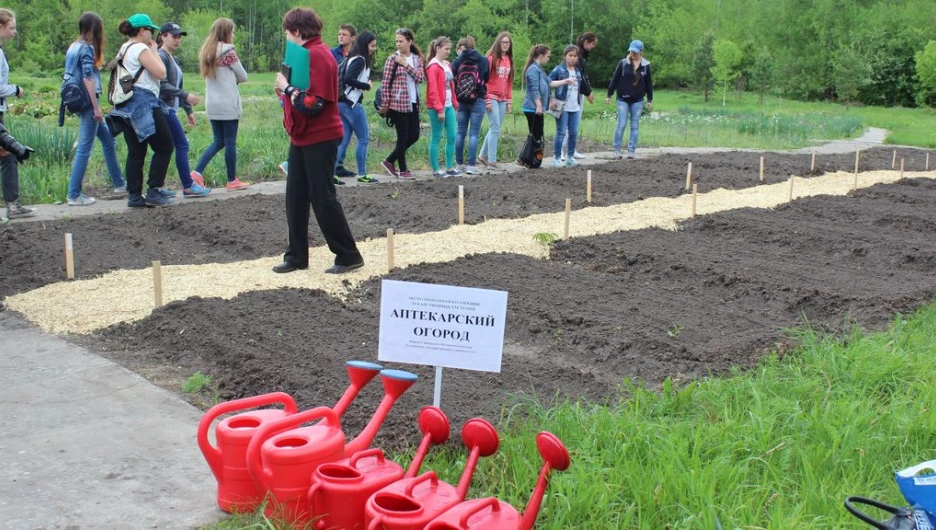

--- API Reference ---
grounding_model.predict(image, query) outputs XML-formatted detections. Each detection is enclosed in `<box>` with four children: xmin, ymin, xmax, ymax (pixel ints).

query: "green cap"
<box><xmin>127</xmin><ymin>13</ymin><xmax>160</xmax><ymax>31</ymax></box>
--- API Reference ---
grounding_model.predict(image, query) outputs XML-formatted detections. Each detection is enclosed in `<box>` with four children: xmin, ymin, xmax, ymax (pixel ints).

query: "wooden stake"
<box><xmin>788</xmin><ymin>175</ymin><xmax>794</xmax><ymax>202</ymax></box>
<box><xmin>927</xmin><ymin>152</ymin><xmax>930</xmax><ymax>171</ymax></box>
<box><xmin>854</xmin><ymin>150</ymin><xmax>860</xmax><ymax>190</ymax></box>
<box><xmin>563</xmin><ymin>198</ymin><xmax>571</xmax><ymax>240</ymax></box>
<box><xmin>386</xmin><ymin>228</ymin><xmax>395</xmax><ymax>271</ymax></box>
<box><xmin>586</xmin><ymin>170</ymin><xmax>592</xmax><ymax>204</ymax></box>
<box><xmin>685</xmin><ymin>162</ymin><xmax>693</xmax><ymax>191</ymax></box>
<box><xmin>457</xmin><ymin>185</ymin><xmax>464</xmax><ymax>226</ymax></box>
<box><xmin>900</xmin><ymin>158</ymin><xmax>905</xmax><ymax>179</ymax></box>
<box><xmin>691</xmin><ymin>183</ymin><xmax>698</xmax><ymax>218</ymax></box>
<box><xmin>64</xmin><ymin>233</ymin><xmax>74</xmax><ymax>280</ymax></box>
<box><xmin>892</xmin><ymin>149</ymin><xmax>897</xmax><ymax>169</ymax></box>
<box><xmin>810</xmin><ymin>152</ymin><xmax>816</xmax><ymax>172</ymax></box>
<box><xmin>759</xmin><ymin>156</ymin><xmax>765</xmax><ymax>182</ymax></box>
<box><xmin>152</xmin><ymin>260</ymin><xmax>163</xmax><ymax>309</ymax></box>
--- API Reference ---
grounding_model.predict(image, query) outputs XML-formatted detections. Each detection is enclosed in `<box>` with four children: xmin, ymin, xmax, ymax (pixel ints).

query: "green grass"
<box><xmin>201</xmin><ymin>301</ymin><xmax>936</xmax><ymax>529</ymax></box>
<box><xmin>6</xmin><ymin>72</ymin><xmax>934</xmax><ymax>204</ymax></box>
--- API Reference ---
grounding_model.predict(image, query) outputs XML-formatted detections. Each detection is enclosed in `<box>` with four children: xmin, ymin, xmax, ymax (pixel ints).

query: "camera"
<box><xmin>0</xmin><ymin>122</ymin><xmax>35</xmax><ymax>162</ymax></box>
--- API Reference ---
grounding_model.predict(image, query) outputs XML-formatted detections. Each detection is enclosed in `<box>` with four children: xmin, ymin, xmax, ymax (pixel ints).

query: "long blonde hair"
<box><xmin>199</xmin><ymin>18</ymin><xmax>235</xmax><ymax>79</ymax></box>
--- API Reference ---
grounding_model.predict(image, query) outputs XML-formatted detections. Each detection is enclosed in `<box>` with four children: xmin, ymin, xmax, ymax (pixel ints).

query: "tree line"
<box><xmin>5</xmin><ymin>0</ymin><xmax>936</xmax><ymax>107</ymax></box>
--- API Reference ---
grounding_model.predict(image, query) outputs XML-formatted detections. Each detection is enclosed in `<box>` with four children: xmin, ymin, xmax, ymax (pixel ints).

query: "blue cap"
<box><xmin>628</xmin><ymin>40</ymin><xmax>644</xmax><ymax>53</ymax></box>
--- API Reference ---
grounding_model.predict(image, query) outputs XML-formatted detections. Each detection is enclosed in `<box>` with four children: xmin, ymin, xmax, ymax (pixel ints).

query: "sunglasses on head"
<box><xmin>396</xmin><ymin>28</ymin><xmax>412</xmax><ymax>38</ymax></box>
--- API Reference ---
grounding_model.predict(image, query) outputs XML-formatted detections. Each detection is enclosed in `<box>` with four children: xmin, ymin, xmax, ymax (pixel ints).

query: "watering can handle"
<box><xmin>843</xmin><ymin>496</ymin><xmax>911</xmax><ymax>530</ymax></box>
<box><xmin>405</xmin><ymin>471</ymin><xmax>439</xmax><ymax>497</ymax></box>
<box><xmin>366</xmin><ymin>514</ymin><xmax>385</xmax><ymax>530</ymax></box>
<box><xmin>245</xmin><ymin>406</ymin><xmax>340</xmax><ymax>489</ymax></box>
<box><xmin>457</xmin><ymin>497</ymin><xmax>501</xmax><ymax>526</ymax></box>
<box><xmin>350</xmin><ymin>448</ymin><xmax>386</xmax><ymax>469</ymax></box>
<box><xmin>196</xmin><ymin>392</ymin><xmax>299</xmax><ymax>478</ymax></box>
<box><xmin>308</xmin><ymin>482</ymin><xmax>325</xmax><ymax>529</ymax></box>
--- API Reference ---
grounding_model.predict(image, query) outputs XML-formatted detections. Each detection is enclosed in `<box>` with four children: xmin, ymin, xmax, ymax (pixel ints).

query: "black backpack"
<box><xmin>455</xmin><ymin>60</ymin><xmax>481</xmax><ymax>102</ymax></box>
<box><xmin>337</xmin><ymin>56</ymin><xmax>349</xmax><ymax>94</ymax></box>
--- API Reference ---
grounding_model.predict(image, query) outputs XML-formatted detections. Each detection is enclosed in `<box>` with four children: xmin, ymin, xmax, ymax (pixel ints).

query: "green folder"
<box><xmin>283</xmin><ymin>40</ymin><xmax>310</xmax><ymax>90</ymax></box>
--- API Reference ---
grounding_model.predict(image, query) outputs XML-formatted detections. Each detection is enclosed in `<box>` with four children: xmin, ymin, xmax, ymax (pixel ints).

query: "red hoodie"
<box><xmin>425</xmin><ymin>59</ymin><xmax>458</xmax><ymax>114</ymax></box>
<box><xmin>486</xmin><ymin>55</ymin><xmax>513</xmax><ymax>103</ymax></box>
<box><xmin>282</xmin><ymin>36</ymin><xmax>343</xmax><ymax>147</ymax></box>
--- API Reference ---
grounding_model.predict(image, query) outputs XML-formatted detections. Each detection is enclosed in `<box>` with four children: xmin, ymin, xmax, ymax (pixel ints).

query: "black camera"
<box><xmin>0</xmin><ymin>122</ymin><xmax>35</xmax><ymax>162</ymax></box>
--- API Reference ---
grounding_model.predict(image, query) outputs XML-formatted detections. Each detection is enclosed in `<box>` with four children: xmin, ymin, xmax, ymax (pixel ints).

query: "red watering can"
<box><xmin>364</xmin><ymin>418</ymin><xmax>500</xmax><ymax>530</ymax></box>
<box><xmin>248</xmin><ymin>369</ymin><xmax>418</xmax><ymax>524</ymax></box>
<box><xmin>198</xmin><ymin>360</ymin><xmax>383</xmax><ymax>513</ymax></box>
<box><xmin>307</xmin><ymin>406</ymin><xmax>451</xmax><ymax>529</ymax></box>
<box><xmin>423</xmin><ymin>432</ymin><xmax>571</xmax><ymax>529</ymax></box>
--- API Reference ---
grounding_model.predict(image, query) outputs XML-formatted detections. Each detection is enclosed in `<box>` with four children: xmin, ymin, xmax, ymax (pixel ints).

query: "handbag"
<box><xmin>545</xmin><ymin>97</ymin><xmax>565</xmax><ymax>119</ymax></box>
<box><xmin>106</xmin><ymin>43</ymin><xmax>145</xmax><ymax>106</ymax></box>
<box><xmin>897</xmin><ymin>461</ymin><xmax>936</xmax><ymax>521</ymax></box>
<box><xmin>516</xmin><ymin>134</ymin><xmax>544</xmax><ymax>169</ymax></box>
<box><xmin>60</xmin><ymin>44</ymin><xmax>91</xmax><ymax>114</ymax></box>
<box><xmin>845</xmin><ymin>496</ymin><xmax>935</xmax><ymax>530</ymax></box>
<box><xmin>374</xmin><ymin>59</ymin><xmax>400</xmax><ymax>118</ymax></box>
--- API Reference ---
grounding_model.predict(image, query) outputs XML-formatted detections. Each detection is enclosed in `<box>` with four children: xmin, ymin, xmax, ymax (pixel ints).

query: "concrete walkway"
<box><xmin>0</xmin><ymin>128</ymin><xmax>891</xmax><ymax>529</ymax></box>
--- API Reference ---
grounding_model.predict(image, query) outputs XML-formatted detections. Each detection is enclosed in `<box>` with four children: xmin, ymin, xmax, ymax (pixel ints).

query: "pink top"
<box><xmin>486</xmin><ymin>55</ymin><xmax>513</xmax><ymax>103</ymax></box>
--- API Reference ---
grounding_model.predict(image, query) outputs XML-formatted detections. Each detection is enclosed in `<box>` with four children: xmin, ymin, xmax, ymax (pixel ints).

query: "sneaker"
<box><xmin>335</xmin><ymin>166</ymin><xmax>356</xmax><ymax>178</ymax></box>
<box><xmin>127</xmin><ymin>193</ymin><xmax>149</xmax><ymax>208</ymax></box>
<box><xmin>380</xmin><ymin>160</ymin><xmax>399</xmax><ymax>177</ymax></box>
<box><xmin>183</xmin><ymin>183</ymin><xmax>212</xmax><ymax>197</ymax></box>
<box><xmin>560</xmin><ymin>154</ymin><xmax>567</xmax><ymax>162</ymax></box>
<box><xmin>0</xmin><ymin>216</ymin><xmax>7</xmax><ymax>224</ymax></box>
<box><xmin>566</xmin><ymin>158</ymin><xmax>579</xmax><ymax>167</ymax></box>
<box><xmin>6</xmin><ymin>200</ymin><xmax>35</xmax><ymax>219</ymax></box>
<box><xmin>156</xmin><ymin>187</ymin><xmax>177</xmax><ymax>198</ymax></box>
<box><xmin>457</xmin><ymin>164</ymin><xmax>467</xmax><ymax>172</ymax></box>
<box><xmin>487</xmin><ymin>163</ymin><xmax>502</xmax><ymax>171</ymax></box>
<box><xmin>333</xmin><ymin>176</ymin><xmax>346</xmax><ymax>186</ymax></box>
<box><xmin>67</xmin><ymin>194</ymin><xmax>96</xmax><ymax>206</ymax></box>
<box><xmin>357</xmin><ymin>175</ymin><xmax>379</xmax><ymax>184</ymax></box>
<box><xmin>573</xmin><ymin>151</ymin><xmax>586</xmax><ymax>159</ymax></box>
<box><xmin>277</xmin><ymin>161</ymin><xmax>288</xmax><ymax>178</ymax></box>
<box><xmin>477</xmin><ymin>156</ymin><xmax>489</xmax><ymax>167</ymax></box>
<box><xmin>446</xmin><ymin>168</ymin><xmax>462</xmax><ymax>177</ymax></box>
<box><xmin>190</xmin><ymin>170</ymin><xmax>205</xmax><ymax>186</ymax></box>
<box><xmin>398</xmin><ymin>171</ymin><xmax>415</xmax><ymax>180</ymax></box>
<box><xmin>113</xmin><ymin>185</ymin><xmax>127</xmax><ymax>194</ymax></box>
<box><xmin>552</xmin><ymin>158</ymin><xmax>563</xmax><ymax>168</ymax></box>
<box><xmin>432</xmin><ymin>171</ymin><xmax>447</xmax><ymax>178</ymax></box>
<box><xmin>144</xmin><ymin>188</ymin><xmax>173</xmax><ymax>206</ymax></box>
<box><xmin>226</xmin><ymin>178</ymin><xmax>250</xmax><ymax>191</ymax></box>
<box><xmin>613</xmin><ymin>151</ymin><xmax>623</xmax><ymax>160</ymax></box>
<box><xmin>465</xmin><ymin>165</ymin><xmax>481</xmax><ymax>175</ymax></box>
<box><xmin>626</xmin><ymin>152</ymin><xmax>636</xmax><ymax>160</ymax></box>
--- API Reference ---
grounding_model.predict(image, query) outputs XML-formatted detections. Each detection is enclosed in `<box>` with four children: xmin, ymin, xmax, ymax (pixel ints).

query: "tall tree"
<box><xmin>692</xmin><ymin>31</ymin><xmax>715</xmax><ymax>102</ymax></box>
<box><xmin>712</xmin><ymin>39</ymin><xmax>741</xmax><ymax>107</ymax></box>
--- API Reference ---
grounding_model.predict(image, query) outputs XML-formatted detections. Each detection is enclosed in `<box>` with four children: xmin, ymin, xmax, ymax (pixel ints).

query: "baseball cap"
<box><xmin>628</xmin><ymin>40</ymin><xmax>644</xmax><ymax>53</ymax></box>
<box><xmin>160</xmin><ymin>22</ymin><xmax>187</xmax><ymax>36</ymax></box>
<box><xmin>128</xmin><ymin>13</ymin><xmax>160</xmax><ymax>32</ymax></box>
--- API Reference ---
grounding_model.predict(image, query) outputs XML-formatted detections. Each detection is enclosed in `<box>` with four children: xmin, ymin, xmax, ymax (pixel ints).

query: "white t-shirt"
<box><xmin>564</xmin><ymin>67</ymin><xmax>581</xmax><ymax>113</ymax></box>
<box><xmin>404</xmin><ymin>54</ymin><xmax>418</xmax><ymax>104</ymax></box>
<box><xmin>121</xmin><ymin>42</ymin><xmax>161</xmax><ymax>97</ymax></box>
<box><xmin>443</xmin><ymin>63</ymin><xmax>454</xmax><ymax>108</ymax></box>
<box><xmin>344</xmin><ymin>56</ymin><xmax>371</xmax><ymax>105</ymax></box>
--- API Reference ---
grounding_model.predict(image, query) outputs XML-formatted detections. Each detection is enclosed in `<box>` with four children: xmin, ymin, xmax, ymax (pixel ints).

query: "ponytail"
<box><xmin>522</xmin><ymin>44</ymin><xmax>549</xmax><ymax>87</ymax></box>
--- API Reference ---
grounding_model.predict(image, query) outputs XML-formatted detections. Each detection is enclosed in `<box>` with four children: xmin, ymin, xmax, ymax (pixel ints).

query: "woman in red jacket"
<box><xmin>272</xmin><ymin>8</ymin><xmax>363</xmax><ymax>274</ymax></box>
<box><xmin>425</xmin><ymin>36</ymin><xmax>459</xmax><ymax>178</ymax></box>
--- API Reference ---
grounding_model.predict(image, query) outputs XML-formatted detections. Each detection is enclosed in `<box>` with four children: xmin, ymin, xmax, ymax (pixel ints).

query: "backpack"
<box><xmin>455</xmin><ymin>60</ymin><xmax>481</xmax><ymax>102</ymax></box>
<box><xmin>105</xmin><ymin>43</ymin><xmax>145</xmax><ymax>106</ymax></box>
<box><xmin>60</xmin><ymin>45</ymin><xmax>91</xmax><ymax>114</ymax></box>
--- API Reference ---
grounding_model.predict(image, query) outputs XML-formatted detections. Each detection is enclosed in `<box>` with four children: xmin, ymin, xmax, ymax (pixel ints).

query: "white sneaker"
<box><xmin>465</xmin><ymin>165</ymin><xmax>481</xmax><ymax>175</ymax></box>
<box><xmin>552</xmin><ymin>158</ymin><xmax>563</xmax><ymax>168</ymax></box>
<box><xmin>573</xmin><ymin>151</ymin><xmax>586</xmax><ymax>159</ymax></box>
<box><xmin>67</xmin><ymin>194</ymin><xmax>97</xmax><ymax>206</ymax></box>
<box><xmin>626</xmin><ymin>152</ymin><xmax>636</xmax><ymax>160</ymax></box>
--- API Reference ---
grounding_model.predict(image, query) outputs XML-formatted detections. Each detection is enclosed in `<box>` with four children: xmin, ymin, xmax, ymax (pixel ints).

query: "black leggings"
<box><xmin>124</xmin><ymin>108</ymin><xmax>174</xmax><ymax>195</ymax></box>
<box><xmin>386</xmin><ymin>104</ymin><xmax>420</xmax><ymax>172</ymax></box>
<box><xmin>525</xmin><ymin>112</ymin><xmax>544</xmax><ymax>140</ymax></box>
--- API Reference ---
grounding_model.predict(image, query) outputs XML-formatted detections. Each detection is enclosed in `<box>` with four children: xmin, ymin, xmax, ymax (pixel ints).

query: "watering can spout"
<box><xmin>455</xmin><ymin>419</ymin><xmax>500</xmax><ymax>500</ymax></box>
<box><xmin>345</xmin><ymin>369</ymin><xmax>418</xmax><ymax>455</ymax></box>
<box><xmin>333</xmin><ymin>360</ymin><xmax>383</xmax><ymax>418</ymax></box>
<box><xmin>405</xmin><ymin>406</ymin><xmax>451</xmax><ymax>478</ymax></box>
<box><xmin>519</xmin><ymin>432</ymin><xmax>571</xmax><ymax>530</ymax></box>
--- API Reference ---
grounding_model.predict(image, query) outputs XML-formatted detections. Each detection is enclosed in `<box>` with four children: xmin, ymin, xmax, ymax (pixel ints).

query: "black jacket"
<box><xmin>577</xmin><ymin>48</ymin><xmax>593</xmax><ymax>97</ymax></box>
<box><xmin>450</xmin><ymin>49</ymin><xmax>490</xmax><ymax>102</ymax></box>
<box><xmin>157</xmin><ymin>48</ymin><xmax>193</xmax><ymax>116</ymax></box>
<box><xmin>607</xmin><ymin>58</ymin><xmax>653</xmax><ymax>103</ymax></box>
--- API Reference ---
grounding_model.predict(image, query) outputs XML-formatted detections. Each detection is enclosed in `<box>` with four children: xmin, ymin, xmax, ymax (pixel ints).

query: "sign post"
<box><xmin>378</xmin><ymin>280</ymin><xmax>509</xmax><ymax>408</ymax></box>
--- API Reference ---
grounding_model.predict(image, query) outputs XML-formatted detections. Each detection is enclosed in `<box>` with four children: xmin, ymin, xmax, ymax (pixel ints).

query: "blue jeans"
<box><xmin>163</xmin><ymin>111</ymin><xmax>193</xmax><ymax>189</ymax></box>
<box><xmin>553</xmin><ymin>110</ymin><xmax>582</xmax><ymax>159</ymax></box>
<box><xmin>336</xmin><ymin>102</ymin><xmax>370</xmax><ymax>176</ymax></box>
<box><xmin>67</xmin><ymin>107</ymin><xmax>125</xmax><ymax>199</ymax></box>
<box><xmin>195</xmin><ymin>119</ymin><xmax>239</xmax><ymax>182</ymax></box>
<box><xmin>455</xmin><ymin>98</ymin><xmax>485</xmax><ymax>166</ymax></box>
<box><xmin>614</xmin><ymin>100</ymin><xmax>644</xmax><ymax>154</ymax></box>
<box><xmin>480</xmin><ymin>100</ymin><xmax>508</xmax><ymax>163</ymax></box>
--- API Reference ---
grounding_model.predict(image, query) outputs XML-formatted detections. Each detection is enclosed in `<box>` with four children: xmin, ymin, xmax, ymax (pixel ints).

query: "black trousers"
<box><xmin>284</xmin><ymin>139</ymin><xmax>362</xmax><ymax>268</ymax></box>
<box><xmin>0</xmin><ymin>113</ymin><xmax>19</xmax><ymax>203</ymax></box>
<box><xmin>386</xmin><ymin>103</ymin><xmax>420</xmax><ymax>172</ymax></box>
<box><xmin>525</xmin><ymin>111</ymin><xmax>544</xmax><ymax>140</ymax></box>
<box><xmin>123</xmin><ymin>109</ymin><xmax>174</xmax><ymax>195</ymax></box>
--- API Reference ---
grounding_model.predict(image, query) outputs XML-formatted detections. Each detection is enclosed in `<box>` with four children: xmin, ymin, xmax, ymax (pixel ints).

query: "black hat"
<box><xmin>159</xmin><ymin>22</ymin><xmax>187</xmax><ymax>36</ymax></box>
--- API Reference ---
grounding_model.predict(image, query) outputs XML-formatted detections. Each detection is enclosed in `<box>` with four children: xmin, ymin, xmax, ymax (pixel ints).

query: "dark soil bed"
<box><xmin>0</xmin><ymin>146</ymin><xmax>923</xmax><ymax>300</ymax></box>
<box><xmin>70</xmin><ymin>178</ymin><xmax>936</xmax><ymax>450</ymax></box>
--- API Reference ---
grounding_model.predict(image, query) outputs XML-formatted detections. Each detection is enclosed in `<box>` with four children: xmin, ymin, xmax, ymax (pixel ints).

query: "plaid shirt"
<box><xmin>380</xmin><ymin>53</ymin><xmax>425</xmax><ymax>113</ymax></box>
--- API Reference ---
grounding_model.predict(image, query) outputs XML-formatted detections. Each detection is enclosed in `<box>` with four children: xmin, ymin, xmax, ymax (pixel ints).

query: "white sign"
<box><xmin>378</xmin><ymin>280</ymin><xmax>508</xmax><ymax>372</ymax></box>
